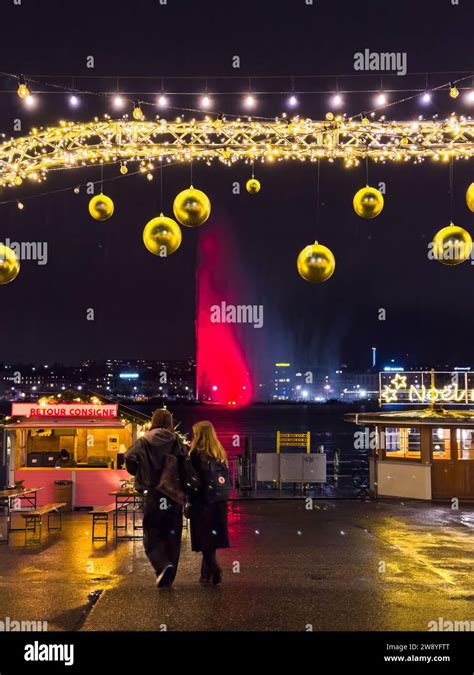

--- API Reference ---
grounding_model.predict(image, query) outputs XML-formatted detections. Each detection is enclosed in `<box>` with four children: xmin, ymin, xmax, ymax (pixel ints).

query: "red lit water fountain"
<box><xmin>196</xmin><ymin>227</ymin><xmax>252</xmax><ymax>406</ymax></box>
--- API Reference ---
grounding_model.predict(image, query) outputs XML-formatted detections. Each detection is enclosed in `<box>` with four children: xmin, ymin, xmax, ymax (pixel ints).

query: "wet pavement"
<box><xmin>0</xmin><ymin>499</ymin><xmax>473</xmax><ymax>631</ymax></box>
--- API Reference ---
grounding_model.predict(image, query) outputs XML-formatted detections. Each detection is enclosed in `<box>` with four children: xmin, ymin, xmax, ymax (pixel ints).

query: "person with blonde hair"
<box><xmin>189</xmin><ymin>420</ymin><xmax>231</xmax><ymax>585</ymax></box>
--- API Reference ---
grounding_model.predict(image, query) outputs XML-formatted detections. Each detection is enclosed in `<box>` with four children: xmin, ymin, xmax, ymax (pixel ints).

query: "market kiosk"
<box><xmin>2</xmin><ymin>399</ymin><xmax>146</xmax><ymax>508</ymax></box>
<box><xmin>346</xmin><ymin>371</ymin><xmax>474</xmax><ymax>501</ymax></box>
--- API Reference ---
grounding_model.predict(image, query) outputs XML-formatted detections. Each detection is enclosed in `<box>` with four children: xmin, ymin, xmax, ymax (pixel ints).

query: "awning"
<box><xmin>4</xmin><ymin>417</ymin><xmax>128</xmax><ymax>429</ymax></box>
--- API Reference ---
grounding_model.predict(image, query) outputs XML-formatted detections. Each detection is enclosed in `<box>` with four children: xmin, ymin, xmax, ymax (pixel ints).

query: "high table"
<box><xmin>109</xmin><ymin>490</ymin><xmax>144</xmax><ymax>542</ymax></box>
<box><xmin>0</xmin><ymin>487</ymin><xmax>43</xmax><ymax>544</ymax></box>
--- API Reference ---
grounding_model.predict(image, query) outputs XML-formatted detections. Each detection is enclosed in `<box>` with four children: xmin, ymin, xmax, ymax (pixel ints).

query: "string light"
<box><xmin>157</xmin><ymin>94</ymin><xmax>168</xmax><ymax>107</ymax></box>
<box><xmin>287</xmin><ymin>95</ymin><xmax>298</xmax><ymax>107</ymax></box>
<box><xmin>200</xmin><ymin>94</ymin><xmax>212</xmax><ymax>109</ymax></box>
<box><xmin>113</xmin><ymin>95</ymin><xmax>124</xmax><ymax>110</ymax></box>
<box><xmin>24</xmin><ymin>95</ymin><xmax>36</xmax><ymax>108</ymax></box>
<box><xmin>376</xmin><ymin>92</ymin><xmax>387</xmax><ymax>105</ymax></box>
<box><xmin>2</xmin><ymin>115</ymin><xmax>474</xmax><ymax>190</ymax></box>
<box><xmin>17</xmin><ymin>201</ymin><xmax>24</xmax><ymax>210</ymax></box>
<box><xmin>465</xmin><ymin>90</ymin><xmax>474</xmax><ymax>103</ymax></box>
<box><xmin>421</xmin><ymin>92</ymin><xmax>432</xmax><ymax>104</ymax></box>
<box><xmin>69</xmin><ymin>95</ymin><xmax>79</xmax><ymax>107</ymax></box>
<box><xmin>244</xmin><ymin>94</ymin><xmax>256</xmax><ymax>108</ymax></box>
<box><xmin>331</xmin><ymin>93</ymin><xmax>343</xmax><ymax>108</ymax></box>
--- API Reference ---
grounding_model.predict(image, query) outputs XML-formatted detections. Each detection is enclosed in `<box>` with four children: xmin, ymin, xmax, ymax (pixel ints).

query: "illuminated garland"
<box><xmin>2</xmin><ymin>113</ymin><xmax>474</xmax><ymax>187</ymax></box>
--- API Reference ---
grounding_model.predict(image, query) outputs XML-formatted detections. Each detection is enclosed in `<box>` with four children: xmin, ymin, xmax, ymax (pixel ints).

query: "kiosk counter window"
<box><xmin>12</xmin><ymin>423</ymin><xmax>133</xmax><ymax>470</ymax></box>
<box><xmin>384</xmin><ymin>427</ymin><xmax>421</xmax><ymax>460</ymax></box>
<box><xmin>432</xmin><ymin>428</ymin><xmax>452</xmax><ymax>460</ymax></box>
<box><xmin>456</xmin><ymin>429</ymin><xmax>474</xmax><ymax>460</ymax></box>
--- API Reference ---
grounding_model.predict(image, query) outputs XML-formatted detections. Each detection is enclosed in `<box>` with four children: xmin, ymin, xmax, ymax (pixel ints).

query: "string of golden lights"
<box><xmin>2</xmin><ymin>81</ymin><xmax>474</xmax><ymax>285</ymax></box>
<box><xmin>3</xmin><ymin>113</ymin><xmax>474</xmax><ymax>189</ymax></box>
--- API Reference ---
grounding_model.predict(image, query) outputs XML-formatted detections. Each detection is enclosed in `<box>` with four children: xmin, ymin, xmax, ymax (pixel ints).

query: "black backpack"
<box><xmin>201</xmin><ymin>458</ymin><xmax>232</xmax><ymax>503</ymax></box>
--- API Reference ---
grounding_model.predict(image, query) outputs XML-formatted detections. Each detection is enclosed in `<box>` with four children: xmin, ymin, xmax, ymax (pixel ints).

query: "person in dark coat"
<box><xmin>189</xmin><ymin>421</ymin><xmax>230</xmax><ymax>585</ymax></box>
<box><xmin>125</xmin><ymin>409</ymin><xmax>184</xmax><ymax>588</ymax></box>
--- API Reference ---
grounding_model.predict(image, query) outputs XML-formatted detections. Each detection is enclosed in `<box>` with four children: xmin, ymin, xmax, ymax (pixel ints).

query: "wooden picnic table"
<box><xmin>0</xmin><ymin>487</ymin><xmax>44</xmax><ymax>544</ymax></box>
<box><xmin>109</xmin><ymin>490</ymin><xmax>144</xmax><ymax>541</ymax></box>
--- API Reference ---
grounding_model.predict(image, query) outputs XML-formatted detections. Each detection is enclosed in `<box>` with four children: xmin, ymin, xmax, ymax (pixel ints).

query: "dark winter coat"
<box><xmin>189</xmin><ymin>451</ymin><xmax>230</xmax><ymax>552</ymax></box>
<box><xmin>125</xmin><ymin>428</ymin><xmax>184</xmax><ymax>579</ymax></box>
<box><xmin>124</xmin><ymin>428</ymin><xmax>182</xmax><ymax>493</ymax></box>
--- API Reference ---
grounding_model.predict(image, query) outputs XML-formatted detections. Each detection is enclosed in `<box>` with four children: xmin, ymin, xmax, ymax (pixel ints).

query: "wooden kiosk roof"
<box><xmin>345</xmin><ymin>408</ymin><xmax>474</xmax><ymax>427</ymax></box>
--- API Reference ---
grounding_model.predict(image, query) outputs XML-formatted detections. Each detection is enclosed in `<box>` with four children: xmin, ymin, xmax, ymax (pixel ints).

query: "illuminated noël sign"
<box><xmin>11</xmin><ymin>403</ymin><xmax>118</xmax><ymax>418</ymax></box>
<box><xmin>379</xmin><ymin>371</ymin><xmax>474</xmax><ymax>405</ymax></box>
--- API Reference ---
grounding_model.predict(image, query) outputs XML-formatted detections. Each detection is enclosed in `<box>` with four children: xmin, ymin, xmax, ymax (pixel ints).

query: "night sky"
<box><xmin>1</xmin><ymin>0</ymin><xmax>474</xmax><ymax>372</ymax></box>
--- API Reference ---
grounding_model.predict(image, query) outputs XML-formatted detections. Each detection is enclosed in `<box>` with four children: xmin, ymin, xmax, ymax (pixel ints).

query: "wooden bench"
<box><xmin>90</xmin><ymin>503</ymin><xmax>116</xmax><ymax>542</ymax></box>
<box><xmin>21</xmin><ymin>503</ymin><xmax>66</xmax><ymax>546</ymax></box>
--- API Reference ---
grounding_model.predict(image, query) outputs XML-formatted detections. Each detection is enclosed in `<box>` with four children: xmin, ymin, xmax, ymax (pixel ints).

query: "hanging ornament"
<box><xmin>0</xmin><ymin>244</ymin><xmax>20</xmax><ymax>284</ymax></box>
<box><xmin>432</xmin><ymin>222</ymin><xmax>472</xmax><ymax>265</ymax></box>
<box><xmin>353</xmin><ymin>186</ymin><xmax>384</xmax><ymax>219</ymax></box>
<box><xmin>173</xmin><ymin>186</ymin><xmax>211</xmax><ymax>227</ymax></box>
<box><xmin>120</xmin><ymin>163</ymin><xmax>128</xmax><ymax>175</ymax></box>
<box><xmin>297</xmin><ymin>241</ymin><xmax>335</xmax><ymax>283</ymax></box>
<box><xmin>465</xmin><ymin>183</ymin><xmax>474</xmax><ymax>212</ymax></box>
<box><xmin>449</xmin><ymin>85</ymin><xmax>459</xmax><ymax>99</ymax></box>
<box><xmin>88</xmin><ymin>193</ymin><xmax>114</xmax><ymax>221</ymax></box>
<box><xmin>17</xmin><ymin>76</ymin><xmax>29</xmax><ymax>100</ymax></box>
<box><xmin>132</xmin><ymin>101</ymin><xmax>144</xmax><ymax>121</ymax></box>
<box><xmin>143</xmin><ymin>214</ymin><xmax>182</xmax><ymax>256</ymax></box>
<box><xmin>246</xmin><ymin>178</ymin><xmax>261</xmax><ymax>194</ymax></box>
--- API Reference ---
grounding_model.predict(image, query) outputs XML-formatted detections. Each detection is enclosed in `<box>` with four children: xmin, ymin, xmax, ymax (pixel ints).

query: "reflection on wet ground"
<box><xmin>0</xmin><ymin>500</ymin><xmax>472</xmax><ymax>631</ymax></box>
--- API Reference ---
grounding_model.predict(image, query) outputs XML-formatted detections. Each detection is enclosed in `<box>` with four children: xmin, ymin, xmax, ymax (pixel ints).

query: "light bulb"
<box><xmin>331</xmin><ymin>93</ymin><xmax>343</xmax><ymax>108</ymax></box>
<box><xmin>287</xmin><ymin>95</ymin><xmax>298</xmax><ymax>107</ymax></box>
<box><xmin>421</xmin><ymin>92</ymin><xmax>432</xmax><ymax>104</ymax></box>
<box><xmin>244</xmin><ymin>94</ymin><xmax>255</xmax><ymax>108</ymax></box>
<box><xmin>157</xmin><ymin>95</ymin><xmax>168</xmax><ymax>107</ymax></box>
<box><xmin>200</xmin><ymin>95</ymin><xmax>212</xmax><ymax>108</ymax></box>
<box><xmin>450</xmin><ymin>86</ymin><xmax>459</xmax><ymax>99</ymax></box>
<box><xmin>24</xmin><ymin>95</ymin><xmax>36</xmax><ymax>108</ymax></box>
<box><xmin>17</xmin><ymin>201</ymin><xmax>24</xmax><ymax>210</ymax></box>
<box><xmin>113</xmin><ymin>95</ymin><xmax>124</xmax><ymax>109</ymax></box>
<box><xmin>376</xmin><ymin>93</ymin><xmax>387</xmax><ymax>105</ymax></box>
<box><xmin>69</xmin><ymin>95</ymin><xmax>79</xmax><ymax>107</ymax></box>
<box><xmin>466</xmin><ymin>90</ymin><xmax>474</xmax><ymax>103</ymax></box>
<box><xmin>146</xmin><ymin>172</ymin><xmax>153</xmax><ymax>181</ymax></box>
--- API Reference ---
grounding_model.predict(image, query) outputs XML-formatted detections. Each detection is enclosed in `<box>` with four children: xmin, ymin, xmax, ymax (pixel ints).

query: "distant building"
<box><xmin>273</xmin><ymin>362</ymin><xmax>292</xmax><ymax>400</ymax></box>
<box><xmin>0</xmin><ymin>359</ymin><xmax>196</xmax><ymax>401</ymax></box>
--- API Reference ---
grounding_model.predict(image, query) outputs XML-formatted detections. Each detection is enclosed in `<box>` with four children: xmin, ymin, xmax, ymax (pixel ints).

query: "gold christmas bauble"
<box><xmin>173</xmin><ymin>186</ymin><xmax>211</xmax><ymax>227</ymax></box>
<box><xmin>133</xmin><ymin>106</ymin><xmax>144</xmax><ymax>121</ymax></box>
<box><xmin>432</xmin><ymin>222</ymin><xmax>472</xmax><ymax>266</ymax></box>
<box><xmin>120</xmin><ymin>164</ymin><xmax>128</xmax><ymax>175</ymax></box>
<box><xmin>88</xmin><ymin>193</ymin><xmax>114</xmax><ymax>221</ymax></box>
<box><xmin>143</xmin><ymin>214</ymin><xmax>182</xmax><ymax>256</ymax></box>
<box><xmin>353</xmin><ymin>186</ymin><xmax>384</xmax><ymax>219</ymax></box>
<box><xmin>297</xmin><ymin>241</ymin><xmax>335</xmax><ymax>283</ymax></box>
<box><xmin>0</xmin><ymin>244</ymin><xmax>20</xmax><ymax>284</ymax></box>
<box><xmin>17</xmin><ymin>83</ymin><xmax>29</xmax><ymax>100</ymax></box>
<box><xmin>246</xmin><ymin>178</ymin><xmax>261</xmax><ymax>194</ymax></box>
<box><xmin>466</xmin><ymin>183</ymin><xmax>474</xmax><ymax>212</ymax></box>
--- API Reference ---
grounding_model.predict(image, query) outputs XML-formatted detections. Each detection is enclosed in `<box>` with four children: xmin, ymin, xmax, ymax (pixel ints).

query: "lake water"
<box><xmin>126</xmin><ymin>402</ymin><xmax>373</xmax><ymax>480</ymax></box>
